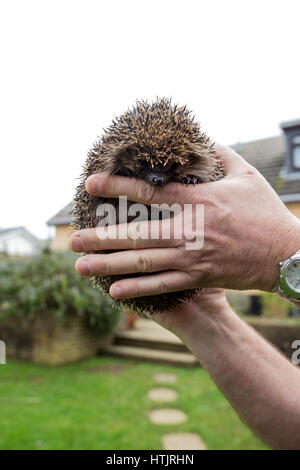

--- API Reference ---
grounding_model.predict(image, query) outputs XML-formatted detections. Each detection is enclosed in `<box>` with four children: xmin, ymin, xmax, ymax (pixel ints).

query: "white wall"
<box><xmin>0</xmin><ymin>233</ymin><xmax>36</xmax><ymax>255</ymax></box>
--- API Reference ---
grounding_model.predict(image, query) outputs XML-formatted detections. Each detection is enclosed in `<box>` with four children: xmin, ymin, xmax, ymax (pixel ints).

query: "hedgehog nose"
<box><xmin>151</xmin><ymin>175</ymin><xmax>166</xmax><ymax>186</ymax></box>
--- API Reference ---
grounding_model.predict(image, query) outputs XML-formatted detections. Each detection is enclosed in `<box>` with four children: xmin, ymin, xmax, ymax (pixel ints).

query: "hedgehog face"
<box><xmin>136</xmin><ymin>160</ymin><xmax>170</xmax><ymax>186</ymax></box>
<box><xmin>109</xmin><ymin>142</ymin><xmax>211</xmax><ymax>186</ymax></box>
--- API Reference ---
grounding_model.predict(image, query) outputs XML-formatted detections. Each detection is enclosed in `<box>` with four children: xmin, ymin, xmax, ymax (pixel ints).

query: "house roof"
<box><xmin>47</xmin><ymin>202</ymin><xmax>74</xmax><ymax>226</ymax></box>
<box><xmin>233</xmin><ymin>135</ymin><xmax>284</xmax><ymax>190</ymax></box>
<box><xmin>232</xmin><ymin>134</ymin><xmax>300</xmax><ymax>199</ymax></box>
<box><xmin>47</xmin><ymin>132</ymin><xmax>300</xmax><ymax>226</ymax></box>
<box><xmin>0</xmin><ymin>226</ymin><xmax>38</xmax><ymax>243</ymax></box>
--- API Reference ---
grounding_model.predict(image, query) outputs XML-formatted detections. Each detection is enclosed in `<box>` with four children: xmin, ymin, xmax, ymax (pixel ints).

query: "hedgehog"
<box><xmin>72</xmin><ymin>97</ymin><xmax>223</xmax><ymax>315</ymax></box>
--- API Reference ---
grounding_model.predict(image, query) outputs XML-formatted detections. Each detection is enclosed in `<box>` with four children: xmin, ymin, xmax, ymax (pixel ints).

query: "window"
<box><xmin>292</xmin><ymin>135</ymin><xmax>300</xmax><ymax>170</ymax></box>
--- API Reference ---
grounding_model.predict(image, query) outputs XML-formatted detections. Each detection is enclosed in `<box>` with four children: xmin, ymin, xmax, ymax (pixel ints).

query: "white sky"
<box><xmin>0</xmin><ymin>0</ymin><xmax>299</xmax><ymax>239</ymax></box>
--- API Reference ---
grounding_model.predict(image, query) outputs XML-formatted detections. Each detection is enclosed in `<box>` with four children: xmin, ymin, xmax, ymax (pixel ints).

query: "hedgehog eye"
<box><xmin>139</xmin><ymin>160</ymin><xmax>150</xmax><ymax>170</ymax></box>
<box><xmin>170</xmin><ymin>162</ymin><xmax>180</xmax><ymax>171</ymax></box>
<box><xmin>117</xmin><ymin>167</ymin><xmax>135</xmax><ymax>178</ymax></box>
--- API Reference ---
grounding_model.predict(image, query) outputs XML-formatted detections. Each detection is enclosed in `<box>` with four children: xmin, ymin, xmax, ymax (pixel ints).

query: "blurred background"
<box><xmin>0</xmin><ymin>0</ymin><xmax>299</xmax><ymax>450</ymax></box>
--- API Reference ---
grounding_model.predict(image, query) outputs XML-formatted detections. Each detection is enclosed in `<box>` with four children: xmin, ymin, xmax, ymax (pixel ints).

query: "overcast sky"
<box><xmin>0</xmin><ymin>0</ymin><xmax>299</xmax><ymax>238</ymax></box>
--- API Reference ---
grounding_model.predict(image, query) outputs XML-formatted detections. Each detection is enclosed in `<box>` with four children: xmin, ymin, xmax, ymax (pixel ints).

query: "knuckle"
<box><xmin>157</xmin><ymin>277</ymin><xmax>169</xmax><ymax>293</ymax></box>
<box><xmin>136</xmin><ymin>180</ymin><xmax>155</xmax><ymax>205</ymax></box>
<box><xmin>172</xmin><ymin>236</ymin><xmax>185</xmax><ymax>249</ymax></box>
<box><xmin>177</xmin><ymin>245</ymin><xmax>193</xmax><ymax>262</ymax></box>
<box><xmin>131</xmin><ymin>234</ymin><xmax>142</xmax><ymax>250</ymax></box>
<box><xmin>98</xmin><ymin>260</ymin><xmax>109</xmax><ymax>275</ymax></box>
<box><xmin>136</xmin><ymin>254</ymin><xmax>152</xmax><ymax>273</ymax></box>
<box><xmin>193</xmin><ymin>262</ymin><xmax>211</xmax><ymax>283</ymax></box>
<box><xmin>131</xmin><ymin>280</ymin><xmax>141</xmax><ymax>297</ymax></box>
<box><xmin>99</xmin><ymin>174</ymin><xmax>111</xmax><ymax>193</ymax></box>
<box><xmin>111</xmin><ymin>177</ymin><xmax>122</xmax><ymax>196</ymax></box>
<box><xmin>93</xmin><ymin>228</ymin><xmax>106</xmax><ymax>250</ymax></box>
<box><xmin>94</xmin><ymin>239</ymin><xmax>103</xmax><ymax>252</ymax></box>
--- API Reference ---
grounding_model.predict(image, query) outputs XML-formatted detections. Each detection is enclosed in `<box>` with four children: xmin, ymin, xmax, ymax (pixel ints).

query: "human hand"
<box><xmin>69</xmin><ymin>143</ymin><xmax>300</xmax><ymax>298</ymax></box>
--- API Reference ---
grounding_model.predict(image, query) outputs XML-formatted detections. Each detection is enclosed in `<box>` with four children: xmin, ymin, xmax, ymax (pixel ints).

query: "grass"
<box><xmin>0</xmin><ymin>356</ymin><xmax>268</xmax><ymax>450</ymax></box>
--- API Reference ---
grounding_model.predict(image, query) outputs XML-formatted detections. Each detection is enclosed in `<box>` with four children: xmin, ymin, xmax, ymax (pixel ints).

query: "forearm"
<box><xmin>177</xmin><ymin>295</ymin><xmax>300</xmax><ymax>450</ymax></box>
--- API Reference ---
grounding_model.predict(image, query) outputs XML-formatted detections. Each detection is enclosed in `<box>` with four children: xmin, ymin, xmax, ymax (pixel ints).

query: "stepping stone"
<box><xmin>148</xmin><ymin>388</ymin><xmax>178</xmax><ymax>402</ymax></box>
<box><xmin>162</xmin><ymin>433</ymin><xmax>207</xmax><ymax>450</ymax></box>
<box><xmin>153</xmin><ymin>373</ymin><xmax>177</xmax><ymax>384</ymax></box>
<box><xmin>149</xmin><ymin>408</ymin><xmax>187</xmax><ymax>425</ymax></box>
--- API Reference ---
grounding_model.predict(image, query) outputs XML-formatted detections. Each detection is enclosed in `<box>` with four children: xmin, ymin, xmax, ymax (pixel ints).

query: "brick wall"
<box><xmin>0</xmin><ymin>314</ymin><xmax>112</xmax><ymax>365</ymax></box>
<box><xmin>248</xmin><ymin>318</ymin><xmax>300</xmax><ymax>360</ymax></box>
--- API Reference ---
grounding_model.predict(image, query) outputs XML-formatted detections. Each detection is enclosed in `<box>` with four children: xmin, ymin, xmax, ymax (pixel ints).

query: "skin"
<box><xmin>70</xmin><ymin>143</ymin><xmax>300</xmax><ymax>449</ymax></box>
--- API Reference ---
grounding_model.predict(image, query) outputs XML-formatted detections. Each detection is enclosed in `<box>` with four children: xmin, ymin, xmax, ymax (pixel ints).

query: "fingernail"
<box><xmin>85</xmin><ymin>175</ymin><xmax>102</xmax><ymax>194</ymax></box>
<box><xmin>110</xmin><ymin>285</ymin><xmax>123</xmax><ymax>298</ymax></box>
<box><xmin>71</xmin><ymin>234</ymin><xmax>83</xmax><ymax>252</ymax></box>
<box><xmin>76</xmin><ymin>259</ymin><xmax>90</xmax><ymax>276</ymax></box>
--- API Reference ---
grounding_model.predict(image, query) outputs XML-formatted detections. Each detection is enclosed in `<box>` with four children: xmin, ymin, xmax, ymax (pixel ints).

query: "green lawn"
<box><xmin>0</xmin><ymin>357</ymin><xmax>268</xmax><ymax>450</ymax></box>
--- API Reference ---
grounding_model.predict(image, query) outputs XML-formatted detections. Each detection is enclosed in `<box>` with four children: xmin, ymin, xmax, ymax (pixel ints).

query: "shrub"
<box><xmin>226</xmin><ymin>291</ymin><xmax>250</xmax><ymax>316</ymax></box>
<box><xmin>0</xmin><ymin>247</ymin><xmax>120</xmax><ymax>336</ymax></box>
<box><xmin>260</xmin><ymin>291</ymin><xmax>291</xmax><ymax>319</ymax></box>
<box><xmin>227</xmin><ymin>290</ymin><xmax>296</xmax><ymax>319</ymax></box>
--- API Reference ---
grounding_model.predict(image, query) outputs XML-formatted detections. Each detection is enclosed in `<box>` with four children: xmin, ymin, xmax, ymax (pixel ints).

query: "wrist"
<box><xmin>180</xmin><ymin>293</ymin><xmax>245</xmax><ymax>366</ymax></box>
<box><xmin>263</xmin><ymin>214</ymin><xmax>300</xmax><ymax>293</ymax></box>
<box><xmin>172</xmin><ymin>290</ymin><xmax>234</xmax><ymax>348</ymax></box>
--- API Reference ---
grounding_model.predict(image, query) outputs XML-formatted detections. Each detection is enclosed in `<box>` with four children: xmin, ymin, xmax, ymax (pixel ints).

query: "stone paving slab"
<box><xmin>149</xmin><ymin>408</ymin><xmax>187</xmax><ymax>425</ymax></box>
<box><xmin>153</xmin><ymin>373</ymin><xmax>177</xmax><ymax>384</ymax></box>
<box><xmin>148</xmin><ymin>388</ymin><xmax>178</xmax><ymax>402</ymax></box>
<box><xmin>126</xmin><ymin>318</ymin><xmax>182</xmax><ymax>343</ymax></box>
<box><xmin>122</xmin><ymin>318</ymin><xmax>183</xmax><ymax>343</ymax></box>
<box><xmin>103</xmin><ymin>345</ymin><xmax>198</xmax><ymax>366</ymax></box>
<box><xmin>162</xmin><ymin>432</ymin><xmax>207</xmax><ymax>450</ymax></box>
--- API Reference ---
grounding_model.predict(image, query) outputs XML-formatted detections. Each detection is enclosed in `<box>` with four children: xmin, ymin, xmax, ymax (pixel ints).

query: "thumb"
<box><xmin>214</xmin><ymin>142</ymin><xmax>251</xmax><ymax>177</ymax></box>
